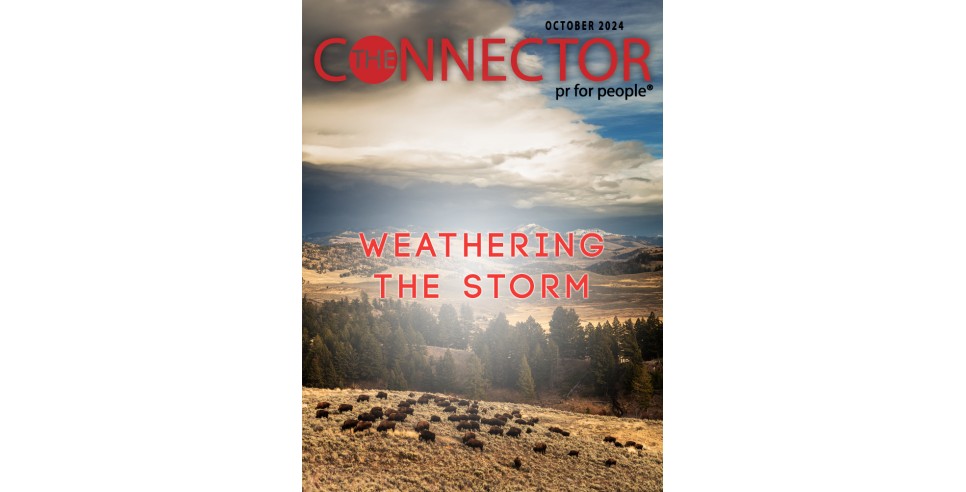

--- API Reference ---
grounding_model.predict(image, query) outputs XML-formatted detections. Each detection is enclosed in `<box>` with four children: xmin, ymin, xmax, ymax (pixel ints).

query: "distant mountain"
<box><xmin>513</xmin><ymin>223</ymin><xmax>555</xmax><ymax>235</ymax></box>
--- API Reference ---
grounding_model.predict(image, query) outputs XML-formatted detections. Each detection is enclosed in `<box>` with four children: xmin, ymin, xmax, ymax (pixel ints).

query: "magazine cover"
<box><xmin>302</xmin><ymin>1</ymin><xmax>663</xmax><ymax>489</ymax></box>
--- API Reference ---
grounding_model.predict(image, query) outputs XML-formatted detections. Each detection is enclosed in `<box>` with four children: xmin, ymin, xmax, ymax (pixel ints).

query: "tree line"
<box><xmin>303</xmin><ymin>295</ymin><xmax>662</xmax><ymax>415</ymax></box>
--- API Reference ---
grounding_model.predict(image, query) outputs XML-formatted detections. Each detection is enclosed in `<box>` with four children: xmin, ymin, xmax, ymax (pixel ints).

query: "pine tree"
<box><xmin>516</xmin><ymin>354</ymin><xmax>536</xmax><ymax>400</ymax></box>
<box><xmin>464</xmin><ymin>354</ymin><xmax>488</xmax><ymax>399</ymax></box>
<box><xmin>387</xmin><ymin>362</ymin><xmax>408</xmax><ymax>390</ymax></box>
<box><xmin>437</xmin><ymin>349</ymin><xmax>457</xmax><ymax>392</ymax></box>
<box><xmin>631</xmin><ymin>364</ymin><xmax>654</xmax><ymax>412</ymax></box>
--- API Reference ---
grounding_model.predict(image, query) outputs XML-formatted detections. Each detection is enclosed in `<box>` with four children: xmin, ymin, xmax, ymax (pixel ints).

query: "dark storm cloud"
<box><xmin>303</xmin><ymin>164</ymin><xmax>661</xmax><ymax>236</ymax></box>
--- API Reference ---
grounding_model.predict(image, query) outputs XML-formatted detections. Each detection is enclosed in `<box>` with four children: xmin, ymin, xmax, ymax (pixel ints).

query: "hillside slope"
<box><xmin>303</xmin><ymin>388</ymin><xmax>663</xmax><ymax>491</ymax></box>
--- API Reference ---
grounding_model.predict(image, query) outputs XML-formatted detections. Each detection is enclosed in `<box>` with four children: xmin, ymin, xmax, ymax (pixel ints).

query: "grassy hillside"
<box><xmin>303</xmin><ymin>388</ymin><xmax>663</xmax><ymax>491</ymax></box>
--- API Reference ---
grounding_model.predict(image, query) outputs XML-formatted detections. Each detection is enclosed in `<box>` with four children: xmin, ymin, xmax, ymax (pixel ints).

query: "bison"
<box><xmin>356</xmin><ymin>395</ymin><xmax>370</xmax><ymax>402</ymax></box>
<box><xmin>488</xmin><ymin>427</ymin><xmax>504</xmax><ymax>436</ymax></box>
<box><xmin>415</xmin><ymin>420</ymin><xmax>431</xmax><ymax>432</ymax></box>
<box><xmin>370</xmin><ymin>408</ymin><xmax>383</xmax><ymax>419</ymax></box>
<box><xmin>443</xmin><ymin>406</ymin><xmax>457</xmax><ymax>413</ymax></box>
<box><xmin>353</xmin><ymin>421</ymin><xmax>372</xmax><ymax>432</ymax></box>
<box><xmin>430</xmin><ymin>415</ymin><xmax>441</xmax><ymax>422</ymax></box>
<box><xmin>625</xmin><ymin>441</ymin><xmax>637</xmax><ymax>448</ymax></box>
<box><xmin>532</xmin><ymin>442</ymin><xmax>547</xmax><ymax>453</ymax></box>
<box><xmin>405</xmin><ymin>399</ymin><xmax>417</xmax><ymax>406</ymax></box>
<box><xmin>506</xmin><ymin>427</ymin><xmax>522</xmax><ymax>438</ymax></box>
<box><xmin>464</xmin><ymin>438</ymin><xmax>484</xmax><ymax>451</ymax></box>
<box><xmin>315</xmin><ymin>402</ymin><xmax>330</xmax><ymax>409</ymax></box>
<box><xmin>357</xmin><ymin>413</ymin><xmax>376</xmax><ymax>422</ymax></box>
<box><xmin>614</xmin><ymin>442</ymin><xmax>624</xmax><ymax>448</ymax></box>
<box><xmin>481</xmin><ymin>418</ymin><xmax>504</xmax><ymax>426</ymax></box>
<box><xmin>604</xmin><ymin>458</ymin><xmax>617</xmax><ymax>467</ymax></box>
<box><xmin>457</xmin><ymin>400</ymin><xmax>469</xmax><ymax>406</ymax></box>
<box><xmin>513</xmin><ymin>457</ymin><xmax>522</xmax><ymax>469</ymax></box>
<box><xmin>341</xmin><ymin>419</ymin><xmax>359</xmax><ymax>430</ymax></box>
<box><xmin>338</xmin><ymin>404</ymin><xmax>353</xmax><ymax>413</ymax></box>
<box><xmin>375</xmin><ymin>391</ymin><xmax>388</xmax><ymax>400</ymax></box>
<box><xmin>401</xmin><ymin>406</ymin><xmax>415</xmax><ymax>415</ymax></box>
<box><xmin>447</xmin><ymin>414</ymin><xmax>464</xmax><ymax>422</ymax></box>
<box><xmin>397</xmin><ymin>401</ymin><xmax>411</xmax><ymax>408</ymax></box>
<box><xmin>461</xmin><ymin>432</ymin><xmax>476</xmax><ymax>443</ymax></box>
<box><xmin>409</xmin><ymin>392</ymin><xmax>415</xmax><ymax>397</ymax></box>
<box><xmin>376</xmin><ymin>420</ymin><xmax>396</xmax><ymax>432</ymax></box>
<box><xmin>549</xmin><ymin>427</ymin><xmax>570</xmax><ymax>437</ymax></box>
<box><xmin>635</xmin><ymin>444</ymin><xmax>644</xmax><ymax>450</ymax></box>
<box><xmin>390</xmin><ymin>412</ymin><xmax>407</xmax><ymax>422</ymax></box>
<box><xmin>466</xmin><ymin>414</ymin><xmax>481</xmax><ymax>422</ymax></box>
<box><xmin>456</xmin><ymin>421</ymin><xmax>480</xmax><ymax>431</ymax></box>
<box><xmin>515</xmin><ymin>419</ymin><xmax>528</xmax><ymax>425</ymax></box>
<box><xmin>525</xmin><ymin>428</ymin><xmax>533</xmax><ymax>434</ymax></box>
<box><xmin>417</xmin><ymin>396</ymin><xmax>432</xmax><ymax>404</ymax></box>
<box><xmin>468</xmin><ymin>408</ymin><xmax>479</xmax><ymax>415</ymax></box>
<box><xmin>418</xmin><ymin>430</ymin><xmax>436</xmax><ymax>442</ymax></box>
<box><xmin>315</xmin><ymin>409</ymin><xmax>329</xmax><ymax>419</ymax></box>
<box><xmin>603</xmin><ymin>436</ymin><xmax>617</xmax><ymax>443</ymax></box>
<box><xmin>436</xmin><ymin>400</ymin><xmax>451</xmax><ymax>407</ymax></box>
<box><xmin>568</xmin><ymin>450</ymin><xmax>579</xmax><ymax>457</ymax></box>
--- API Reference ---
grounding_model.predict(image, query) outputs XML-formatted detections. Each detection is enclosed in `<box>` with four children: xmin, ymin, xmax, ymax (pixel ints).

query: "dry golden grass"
<box><xmin>303</xmin><ymin>388</ymin><xmax>662</xmax><ymax>491</ymax></box>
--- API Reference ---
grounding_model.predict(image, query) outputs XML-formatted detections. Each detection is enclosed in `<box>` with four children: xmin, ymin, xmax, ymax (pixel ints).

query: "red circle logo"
<box><xmin>349</xmin><ymin>36</ymin><xmax>397</xmax><ymax>84</ymax></box>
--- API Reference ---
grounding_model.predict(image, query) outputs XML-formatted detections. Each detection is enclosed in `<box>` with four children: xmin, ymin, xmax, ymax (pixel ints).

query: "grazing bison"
<box><xmin>397</xmin><ymin>401</ymin><xmax>411</xmax><ymax>408</ymax></box>
<box><xmin>415</xmin><ymin>420</ymin><xmax>430</xmax><ymax>432</ymax></box>
<box><xmin>604</xmin><ymin>458</ymin><xmax>617</xmax><ymax>467</ymax></box>
<box><xmin>532</xmin><ymin>442</ymin><xmax>547</xmax><ymax>454</ymax></box>
<box><xmin>375</xmin><ymin>391</ymin><xmax>388</xmax><ymax>400</ymax></box>
<box><xmin>568</xmin><ymin>450</ymin><xmax>579</xmax><ymax>457</ymax></box>
<box><xmin>315</xmin><ymin>410</ymin><xmax>329</xmax><ymax>418</ymax></box>
<box><xmin>443</xmin><ymin>406</ymin><xmax>457</xmax><ymax>413</ymax></box>
<box><xmin>465</xmin><ymin>438</ymin><xmax>484</xmax><ymax>451</ymax></box>
<box><xmin>357</xmin><ymin>395</ymin><xmax>370</xmax><ymax>402</ymax></box>
<box><xmin>614</xmin><ymin>442</ymin><xmax>624</xmax><ymax>448</ymax></box>
<box><xmin>430</xmin><ymin>415</ymin><xmax>441</xmax><ymax>422</ymax></box>
<box><xmin>530</xmin><ymin>418</ymin><xmax>540</xmax><ymax>424</ymax></box>
<box><xmin>466</xmin><ymin>414</ymin><xmax>481</xmax><ymax>422</ymax></box>
<box><xmin>456</xmin><ymin>421</ymin><xmax>480</xmax><ymax>431</ymax></box>
<box><xmin>603</xmin><ymin>436</ymin><xmax>617</xmax><ymax>443</ymax></box>
<box><xmin>316</xmin><ymin>402</ymin><xmax>330</xmax><ymax>409</ymax></box>
<box><xmin>457</xmin><ymin>400</ymin><xmax>469</xmax><ymax>406</ymax></box>
<box><xmin>409</xmin><ymin>392</ymin><xmax>416</xmax><ymax>397</ymax></box>
<box><xmin>376</xmin><ymin>420</ymin><xmax>396</xmax><ymax>432</ymax></box>
<box><xmin>353</xmin><ymin>421</ymin><xmax>372</xmax><ymax>432</ymax></box>
<box><xmin>341</xmin><ymin>419</ymin><xmax>359</xmax><ymax>431</ymax></box>
<box><xmin>338</xmin><ymin>404</ymin><xmax>353</xmax><ymax>413</ymax></box>
<box><xmin>401</xmin><ymin>407</ymin><xmax>415</xmax><ymax>415</ymax></box>
<box><xmin>390</xmin><ymin>412</ymin><xmax>407</xmax><ymax>422</ymax></box>
<box><xmin>511</xmin><ymin>410</ymin><xmax>521</xmax><ymax>418</ymax></box>
<box><xmin>405</xmin><ymin>399</ymin><xmax>417</xmax><ymax>406</ymax></box>
<box><xmin>481</xmin><ymin>418</ymin><xmax>504</xmax><ymax>427</ymax></box>
<box><xmin>418</xmin><ymin>430</ymin><xmax>436</xmax><ymax>442</ymax></box>
<box><xmin>525</xmin><ymin>428</ymin><xmax>533</xmax><ymax>434</ymax></box>
<box><xmin>447</xmin><ymin>414</ymin><xmax>461</xmax><ymax>422</ymax></box>
<box><xmin>506</xmin><ymin>427</ymin><xmax>521</xmax><ymax>438</ymax></box>
<box><xmin>370</xmin><ymin>408</ymin><xmax>383</xmax><ymax>419</ymax></box>
<box><xmin>436</xmin><ymin>400</ymin><xmax>450</xmax><ymax>407</ymax></box>
<box><xmin>513</xmin><ymin>457</ymin><xmax>522</xmax><ymax>469</ymax></box>
<box><xmin>625</xmin><ymin>441</ymin><xmax>637</xmax><ymax>448</ymax></box>
<box><xmin>468</xmin><ymin>408</ymin><xmax>479</xmax><ymax>415</ymax></box>
<box><xmin>635</xmin><ymin>444</ymin><xmax>644</xmax><ymax>450</ymax></box>
<box><xmin>549</xmin><ymin>427</ymin><xmax>570</xmax><ymax>437</ymax></box>
<box><xmin>417</xmin><ymin>396</ymin><xmax>432</xmax><ymax>405</ymax></box>
<box><xmin>515</xmin><ymin>419</ymin><xmax>528</xmax><ymax>425</ymax></box>
<box><xmin>488</xmin><ymin>427</ymin><xmax>504</xmax><ymax>436</ymax></box>
<box><xmin>461</xmin><ymin>432</ymin><xmax>476</xmax><ymax>443</ymax></box>
<box><xmin>357</xmin><ymin>413</ymin><xmax>376</xmax><ymax>422</ymax></box>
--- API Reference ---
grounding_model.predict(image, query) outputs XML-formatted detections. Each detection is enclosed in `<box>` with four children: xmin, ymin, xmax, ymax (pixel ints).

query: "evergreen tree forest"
<box><xmin>303</xmin><ymin>296</ymin><xmax>662</xmax><ymax>415</ymax></box>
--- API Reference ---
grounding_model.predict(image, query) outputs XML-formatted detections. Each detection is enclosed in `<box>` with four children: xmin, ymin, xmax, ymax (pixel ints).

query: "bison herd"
<box><xmin>310</xmin><ymin>391</ymin><xmax>647</xmax><ymax>469</ymax></box>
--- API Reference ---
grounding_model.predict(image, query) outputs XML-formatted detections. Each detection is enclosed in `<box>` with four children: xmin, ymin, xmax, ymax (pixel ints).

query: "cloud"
<box><xmin>303</xmin><ymin>0</ymin><xmax>662</xmax><ymax>216</ymax></box>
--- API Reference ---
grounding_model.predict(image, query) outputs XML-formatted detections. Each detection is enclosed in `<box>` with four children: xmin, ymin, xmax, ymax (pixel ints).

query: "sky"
<box><xmin>302</xmin><ymin>0</ymin><xmax>662</xmax><ymax>237</ymax></box>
